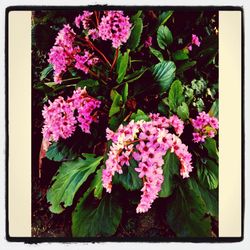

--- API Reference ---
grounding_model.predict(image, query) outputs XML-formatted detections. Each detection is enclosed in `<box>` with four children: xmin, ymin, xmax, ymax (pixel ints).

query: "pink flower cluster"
<box><xmin>48</xmin><ymin>25</ymin><xmax>98</xmax><ymax>84</ymax></box>
<box><xmin>102</xmin><ymin>113</ymin><xmax>192</xmax><ymax>213</ymax></box>
<box><xmin>98</xmin><ymin>11</ymin><xmax>132</xmax><ymax>48</ymax></box>
<box><xmin>192</xmin><ymin>112</ymin><xmax>219</xmax><ymax>143</ymax></box>
<box><xmin>188</xmin><ymin>34</ymin><xmax>201</xmax><ymax>51</ymax></box>
<box><xmin>74</xmin><ymin>50</ymin><xmax>99</xmax><ymax>74</ymax></box>
<box><xmin>75</xmin><ymin>11</ymin><xmax>93</xmax><ymax>29</ymax></box>
<box><xmin>42</xmin><ymin>87</ymin><xmax>101</xmax><ymax>142</ymax></box>
<box><xmin>74</xmin><ymin>10</ymin><xmax>132</xmax><ymax>48</ymax></box>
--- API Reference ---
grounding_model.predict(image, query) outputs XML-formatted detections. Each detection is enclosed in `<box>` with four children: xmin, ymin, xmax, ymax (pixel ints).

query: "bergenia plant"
<box><xmin>33</xmin><ymin>9</ymin><xmax>219</xmax><ymax>238</ymax></box>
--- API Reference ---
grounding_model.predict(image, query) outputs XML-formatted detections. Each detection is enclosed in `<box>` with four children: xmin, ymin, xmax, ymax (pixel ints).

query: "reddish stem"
<box><xmin>94</xmin><ymin>11</ymin><xmax>99</xmax><ymax>26</ymax></box>
<box><xmin>111</xmin><ymin>48</ymin><xmax>119</xmax><ymax>72</ymax></box>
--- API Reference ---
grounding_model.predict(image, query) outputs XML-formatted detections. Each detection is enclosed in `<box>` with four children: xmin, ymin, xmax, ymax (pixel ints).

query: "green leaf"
<box><xmin>123</xmin><ymin>67</ymin><xmax>148</xmax><ymax>83</ymax></box>
<box><xmin>203</xmin><ymin>138</ymin><xmax>219</xmax><ymax>161</ymax></box>
<box><xmin>158</xmin><ymin>11</ymin><xmax>174</xmax><ymax>26</ymax></box>
<box><xmin>127</xmin><ymin>17</ymin><xmax>143</xmax><ymax>50</ymax></box>
<box><xmin>197</xmin><ymin>160</ymin><xmax>218</xmax><ymax>190</ymax></box>
<box><xmin>209</xmin><ymin>99</ymin><xmax>219</xmax><ymax>118</ymax></box>
<box><xmin>44</xmin><ymin>82</ymin><xmax>57</xmax><ymax>88</ymax></box>
<box><xmin>198</xmin><ymin>184</ymin><xmax>218</xmax><ymax>218</ymax></box>
<box><xmin>122</xmin><ymin>83</ymin><xmax>129</xmax><ymax>103</ymax></box>
<box><xmin>166</xmin><ymin>178</ymin><xmax>211</xmax><ymax>237</ymax></box>
<box><xmin>117</xmin><ymin>50</ymin><xmax>130</xmax><ymax>84</ymax></box>
<box><xmin>72</xmin><ymin>195</ymin><xmax>122</xmax><ymax>237</ymax></box>
<box><xmin>152</xmin><ymin>60</ymin><xmax>176</xmax><ymax>92</ymax></box>
<box><xmin>157</xmin><ymin>25</ymin><xmax>173</xmax><ymax>50</ymax></box>
<box><xmin>113</xmin><ymin>159</ymin><xmax>143</xmax><ymax>191</ymax></box>
<box><xmin>46</xmin><ymin>154</ymin><xmax>103</xmax><ymax>214</ymax></box>
<box><xmin>76</xmin><ymin>79</ymin><xmax>99</xmax><ymax>95</ymax></box>
<box><xmin>176</xmin><ymin>61</ymin><xmax>197</xmax><ymax>74</ymax></box>
<box><xmin>149</xmin><ymin>47</ymin><xmax>164</xmax><ymax>62</ymax></box>
<box><xmin>168</xmin><ymin>80</ymin><xmax>185</xmax><ymax>112</ymax></box>
<box><xmin>130</xmin><ymin>109</ymin><xmax>150</xmax><ymax>122</ymax></box>
<box><xmin>159</xmin><ymin>151</ymin><xmax>179</xmax><ymax>198</ymax></box>
<box><xmin>177</xmin><ymin>102</ymin><xmax>189</xmax><ymax>121</ymax></box>
<box><xmin>40</xmin><ymin>64</ymin><xmax>53</xmax><ymax>81</ymax></box>
<box><xmin>46</xmin><ymin>141</ymin><xmax>78</xmax><ymax>162</ymax></box>
<box><xmin>173</xmin><ymin>50</ymin><xmax>189</xmax><ymax>61</ymax></box>
<box><xmin>109</xmin><ymin>90</ymin><xmax>122</xmax><ymax>117</ymax></box>
<box><xmin>92</xmin><ymin>167</ymin><xmax>104</xmax><ymax>199</ymax></box>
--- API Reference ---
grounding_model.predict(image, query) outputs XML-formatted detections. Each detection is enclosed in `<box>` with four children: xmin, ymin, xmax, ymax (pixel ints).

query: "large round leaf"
<box><xmin>46</xmin><ymin>154</ymin><xmax>103</xmax><ymax>214</ymax></box>
<box><xmin>72</xmin><ymin>195</ymin><xmax>122</xmax><ymax>237</ymax></box>
<box><xmin>157</xmin><ymin>25</ymin><xmax>173</xmax><ymax>50</ymax></box>
<box><xmin>166</xmin><ymin>179</ymin><xmax>211</xmax><ymax>237</ymax></box>
<box><xmin>152</xmin><ymin>60</ymin><xmax>176</xmax><ymax>92</ymax></box>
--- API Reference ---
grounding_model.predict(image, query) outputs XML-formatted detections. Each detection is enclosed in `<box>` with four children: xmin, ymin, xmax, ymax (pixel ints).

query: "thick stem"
<box><xmin>94</xmin><ymin>11</ymin><xmax>99</xmax><ymax>26</ymax></box>
<box><xmin>77</xmin><ymin>37</ymin><xmax>112</xmax><ymax>67</ymax></box>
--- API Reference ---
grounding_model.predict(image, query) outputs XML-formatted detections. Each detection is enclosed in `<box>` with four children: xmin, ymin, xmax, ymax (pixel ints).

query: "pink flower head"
<box><xmin>42</xmin><ymin>96</ymin><xmax>77</xmax><ymax>142</ymax></box>
<box><xmin>42</xmin><ymin>88</ymin><xmax>101</xmax><ymax>142</ymax></box>
<box><xmin>48</xmin><ymin>24</ymin><xmax>79</xmax><ymax>84</ymax></box>
<box><xmin>192</xmin><ymin>34</ymin><xmax>201</xmax><ymax>47</ymax></box>
<box><xmin>192</xmin><ymin>112</ymin><xmax>219</xmax><ymax>143</ymax></box>
<box><xmin>74</xmin><ymin>50</ymin><xmax>99</xmax><ymax>74</ymax></box>
<box><xmin>187</xmin><ymin>45</ymin><xmax>192</xmax><ymax>51</ymax></box>
<box><xmin>98</xmin><ymin>11</ymin><xmax>132</xmax><ymax>48</ymax></box>
<box><xmin>145</xmin><ymin>36</ymin><xmax>152</xmax><ymax>48</ymax></box>
<box><xmin>75</xmin><ymin>11</ymin><xmax>93</xmax><ymax>29</ymax></box>
<box><xmin>102</xmin><ymin>113</ymin><xmax>193</xmax><ymax>213</ymax></box>
<box><xmin>68</xmin><ymin>87</ymin><xmax>101</xmax><ymax>134</ymax></box>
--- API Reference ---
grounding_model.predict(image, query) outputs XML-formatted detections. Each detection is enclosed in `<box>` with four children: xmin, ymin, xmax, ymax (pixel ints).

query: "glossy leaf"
<box><xmin>40</xmin><ymin>64</ymin><xmax>53</xmax><ymax>81</ymax></box>
<box><xmin>198</xmin><ymin>183</ymin><xmax>218</xmax><ymax>218</ymax></box>
<box><xmin>168</xmin><ymin>80</ymin><xmax>185</xmax><ymax>112</ymax></box>
<box><xmin>203</xmin><ymin>138</ymin><xmax>219</xmax><ymax>161</ymax></box>
<box><xmin>113</xmin><ymin>159</ymin><xmax>143</xmax><ymax>191</ymax></box>
<box><xmin>197</xmin><ymin>160</ymin><xmax>218</xmax><ymax>190</ymax></box>
<box><xmin>109</xmin><ymin>90</ymin><xmax>122</xmax><ymax>117</ymax></box>
<box><xmin>46</xmin><ymin>141</ymin><xmax>78</xmax><ymax>162</ymax></box>
<box><xmin>130</xmin><ymin>109</ymin><xmax>150</xmax><ymax>122</ymax></box>
<box><xmin>177</xmin><ymin>102</ymin><xmax>189</xmax><ymax>121</ymax></box>
<box><xmin>122</xmin><ymin>83</ymin><xmax>129</xmax><ymax>103</ymax></box>
<box><xmin>158</xmin><ymin>11</ymin><xmax>174</xmax><ymax>26</ymax></box>
<box><xmin>166</xmin><ymin>179</ymin><xmax>211</xmax><ymax>237</ymax></box>
<box><xmin>117</xmin><ymin>50</ymin><xmax>130</xmax><ymax>83</ymax></box>
<box><xmin>127</xmin><ymin>17</ymin><xmax>143</xmax><ymax>50</ymax></box>
<box><xmin>173</xmin><ymin>49</ymin><xmax>189</xmax><ymax>61</ymax></box>
<box><xmin>157</xmin><ymin>25</ymin><xmax>173</xmax><ymax>50</ymax></box>
<box><xmin>152</xmin><ymin>60</ymin><xmax>176</xmax><ymax>92</ymax></box>
<box><xmin>46</xmin><ymin>154</ymin><xmax>103</xmax><ymax>213</ymax></box>
<box><xmin>72</xmin><ymin>195</ymin><xmax>122</xmax><ymax>237</ymax></box>
<box><xmin>76</xmin><ymin>79</ymin><xmax>99</xmax><ymax>95</ymax></box>
<box><xmin>149</xmin><ymin>47</ymin><xmax>164</xmax><ymax>62</ymax></box>
<box><xmin>159</xmin><ymin>151</ymin><xmax>179</xmax><ymax>197</ymax></box>
<box><xmin>176</xmin><ymin>60</ymin><xmax>197</xmax><ymax>74</ymax></box>
<box><xmin>209</xmin><ymin>99</ymin><xmax>219</xmax><ymax>118</ymax></box>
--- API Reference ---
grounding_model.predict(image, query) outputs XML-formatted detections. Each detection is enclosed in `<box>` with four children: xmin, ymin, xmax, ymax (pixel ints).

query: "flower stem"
<box><xmin>111</xmin><ymin>48</ymin><xmax>119</xmax><ymax>72</ymax></box>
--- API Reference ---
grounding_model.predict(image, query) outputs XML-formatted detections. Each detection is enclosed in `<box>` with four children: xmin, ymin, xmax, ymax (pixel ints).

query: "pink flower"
<box><xmin>42</xmin><ymin>88</ymin><xmax>101</xmax><ymax>142</ymax></box>
<box><xmin>145</xmin><ymin>36</ymin><xmax>152</xmax><ymax>48</ymax></box>
<box><xmin>48</xmin><ymin>25</ymin><xmax>79</xmax><ymax>84</ymax></box>
<box><xmin>192</xmin><ymin>34</ymin><xmax>201</xmax><ymax>47</ymax></box>
<box><xmin>74</xmin><ymin>50</ymin><xmax>99</xmax><ymax>74</ymax></box>
<box><xmin>42</xmin><ymin>96</ymin><xmax>77</xmax><ymax>142</ymax></box>
<box><xmin>192</xmin><ymin>112</ymin><xmax>219</xmax><ymax>143</ymax></box>
<box><xmin>98</xmin><ymin>11</ymin><xmax>132</xmax><ymax>48</ymax></box>
<box><xmin>75</xmin><ymin>11</ymin><xmax>93</xmax><ymax>29</ymax></box>
<box><xmin>102</xmin><ymin>113</ymin><xmax>193</xmax><ymax>213</ymax></box>
<box><xmin>187</xmin><ymin>34</ymin><xmax>201</xmax><ymax>51</ymax></box>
